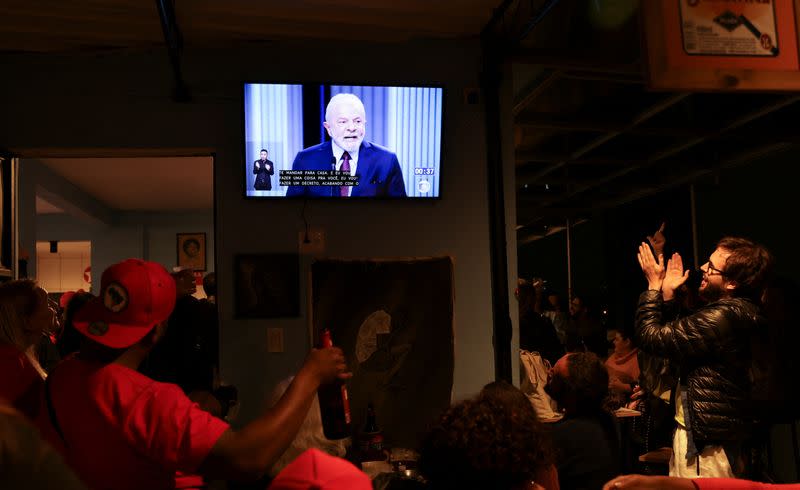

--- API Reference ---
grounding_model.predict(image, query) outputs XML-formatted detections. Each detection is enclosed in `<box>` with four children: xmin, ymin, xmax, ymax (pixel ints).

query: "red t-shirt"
<box><xmin>43</xmin><ymin>357</ymin><xmax>229</xmax><ymax>490</ymax></box>
<box><xmin>0</xmin><ymin>343</ymin><xmax>43</xmax><ymax>420</ymax></box>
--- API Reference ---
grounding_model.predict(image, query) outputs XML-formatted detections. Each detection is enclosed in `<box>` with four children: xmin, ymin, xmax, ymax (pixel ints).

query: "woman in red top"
<box><xmin>0</xmin><ymin>280</ymin><xmax>56</xmax><ymax>421</ymax></box>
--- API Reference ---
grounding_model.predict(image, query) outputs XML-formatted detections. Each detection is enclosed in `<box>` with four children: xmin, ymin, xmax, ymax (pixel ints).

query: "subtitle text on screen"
<box><xmin>279</xmin><ymin>170</ymin><xmax>360</xmax><ymax>187</ymax></box>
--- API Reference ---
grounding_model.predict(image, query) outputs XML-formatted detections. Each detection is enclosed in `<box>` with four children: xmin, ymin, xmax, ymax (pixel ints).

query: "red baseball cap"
<box><xmin>268</xmin><ymin>449</ymin><xmax>371</xmax><ymax>490</ymax></box>
<box><xmin>72</xmin><ymin>259</ymin><xmax>176</xmax><ymax>349</ymax></box>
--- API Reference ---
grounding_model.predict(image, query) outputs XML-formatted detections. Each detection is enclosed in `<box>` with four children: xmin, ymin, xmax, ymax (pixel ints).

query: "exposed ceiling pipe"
<box><xmin>518</xmin><ymin>0</ymin><xmax>561</xmax><ymax>42</ymax></box>
<box><xmin>480</xmin><ymin>0</ymin><xmax>516</xmax><ymax>39</ymax></box>
<box><xmin>481</xmin><ymin>0</ymin><xmax>562</xmax><ymax>44</ymax></box>
<box><xmin>155</xmin><ymin>0</ymin><xmax>191</xmax><ymax>102</ymax></box>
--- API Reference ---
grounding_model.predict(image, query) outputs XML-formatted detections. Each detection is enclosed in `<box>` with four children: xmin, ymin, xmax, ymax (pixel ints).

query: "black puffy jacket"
<box><xmin>635</xmin><ymin>290</ymin><xmax>765</xmax><ymax>447</ymax></box>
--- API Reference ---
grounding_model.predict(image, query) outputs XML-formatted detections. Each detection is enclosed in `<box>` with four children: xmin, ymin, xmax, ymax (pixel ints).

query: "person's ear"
<box><xmin>323</xmin><ymin>121</ymin><xmax>333</xmax><ymax>137</ymax></box>
<box><xmin>725</xmin><ymin>280</ymin><xmax>738</xmax><ymax>291</ymax></box>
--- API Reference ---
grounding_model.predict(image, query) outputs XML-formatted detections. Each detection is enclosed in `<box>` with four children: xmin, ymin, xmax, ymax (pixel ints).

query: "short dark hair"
<box><xmin>615</xmin><ymin>327</ymin><xmax>635</xmax><ymax>344</ymax></box>
<box><xmin>260</xmin><ymin>149</ymin><xmax>268</xmax><ymax>154</ymax></box>
<box><xmin>717</xmin><ymin>236</ymin><xmax>774</xmax><ymax>301</ymax></box>
<box><xmin>548</xmin><ymin>352</ymin><xmax>609</xmax><ymax>416</ymax></box>
<box><xmin>419</xmin><ymin>393</ymin><xmax>553</xmax><ymax>490</ymax></box>
<box><xmin>182</xmin><ymin>238</ymin><xmax>201</xmax><ymax>255</ymax></box>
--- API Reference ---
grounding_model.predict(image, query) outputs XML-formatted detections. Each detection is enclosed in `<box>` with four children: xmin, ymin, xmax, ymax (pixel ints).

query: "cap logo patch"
<box><xmin>104</xmin><ymin>282</ymin><xmax>129</xmax><ymax>313</ymax></box>
<box><xmin>88</xmin><ymin>321</ymin><xmax>109</xmax><ymax>336</ymax></box>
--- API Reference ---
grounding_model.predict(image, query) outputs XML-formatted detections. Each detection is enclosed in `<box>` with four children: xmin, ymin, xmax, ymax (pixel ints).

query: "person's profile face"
<box><xmin>699</xmin><ymin>247</ymin><xmax>732</xmax><ymax>301</ymax></box>
<box><xmin>612</xmin><ymin>332</ymin><xmax>630</xmax><ymax>355</ymax></box>
<box><xmin>324</xmin><ymin>100</ymin><xmax>366</xmax><ymax>153</ymax></box>
<box><xmin>260</xmin><ymin>150</ymin><xmax>267</xmax><ymax>160</ymax></box>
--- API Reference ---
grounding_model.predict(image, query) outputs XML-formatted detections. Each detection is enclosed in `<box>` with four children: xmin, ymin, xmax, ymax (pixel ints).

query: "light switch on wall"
<box><xmin>267</xmin><ymin>327</ymin><xmax>284</xmax><ymax>353</ymax></box>
<box><xmin>299</xmin><ymin>228</ymin><xmax>325</xmax><ymax>255</ymax></box>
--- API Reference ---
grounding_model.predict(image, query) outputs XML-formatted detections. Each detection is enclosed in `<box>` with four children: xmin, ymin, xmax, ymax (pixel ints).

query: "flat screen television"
<box><xmin>243</xmin><ymin>83</ymin><xmax>443</xmax><ymax>199</ymax></box>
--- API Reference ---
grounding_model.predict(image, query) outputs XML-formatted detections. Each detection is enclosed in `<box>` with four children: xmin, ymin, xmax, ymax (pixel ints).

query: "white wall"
<box><xmin>1</xmin><ymin>40</ymin><xmax>518</xmax><ymax>426</ymax></box>
<box><xmin>33</xmin><ymin>212</ymin><xmax>214</xmax><ymax>294</ymax></box>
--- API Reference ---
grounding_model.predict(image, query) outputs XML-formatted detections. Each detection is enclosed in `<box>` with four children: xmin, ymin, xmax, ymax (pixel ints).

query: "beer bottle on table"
<box><xmin>317</xmin><ymin>329</ymin><xmax>351</xmax><ymax>440</ymax></box>
<box><xmin>359</xmin><ymin>402</ymin><xmax>384</xmax><ymax>462</ymax></box>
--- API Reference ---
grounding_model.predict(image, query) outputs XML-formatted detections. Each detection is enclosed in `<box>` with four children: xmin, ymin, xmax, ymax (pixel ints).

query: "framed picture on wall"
<box><xmin>176</xmin><ymin>232</ymin><xmax>206</xmax><ymax>271</ymax></box>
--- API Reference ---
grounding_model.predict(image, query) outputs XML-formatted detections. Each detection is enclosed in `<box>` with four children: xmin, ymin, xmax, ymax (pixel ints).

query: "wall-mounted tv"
<box><xmin>243</xmin><ymin>83</ymin><xmax>443</xmax><ymax>199</ymax></box>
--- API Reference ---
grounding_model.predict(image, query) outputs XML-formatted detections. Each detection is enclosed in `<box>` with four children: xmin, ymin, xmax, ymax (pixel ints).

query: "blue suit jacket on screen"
<box><xmin>285</xmin><ymin>140</ymin><xmax>407</xmax><ymax>197</ymax></box>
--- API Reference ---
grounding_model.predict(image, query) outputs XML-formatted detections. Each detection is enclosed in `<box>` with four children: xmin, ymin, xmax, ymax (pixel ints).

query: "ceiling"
<box><xmin>508</xmin><ymin>1</ymin><xmax>800</xmax><ymax>243</ymax></box>
<box><xmin>4</xmin><ymin>1</ymin><xmax>795</xmax><ymax>242</ymax></box>
<box><xmin>0</xmin><ymin>0</ymin><xmax>499</xmax><ymax>52</ymax></box>
<box><xmin>35</xmin><ymin>157</ymin><xmax>214</xmax><ymax>212</ymax></box>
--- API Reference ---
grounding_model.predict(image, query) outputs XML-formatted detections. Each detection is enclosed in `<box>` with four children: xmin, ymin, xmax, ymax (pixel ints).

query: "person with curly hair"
<box><xmin>545</xmin><ymin>352</ymin><xmax>619</xmax><ymax>490</ymax></box>
<box><xmin>419</xmin><ymin>384</ymin><xmax>559</xmax><ymax>490</ymax></box>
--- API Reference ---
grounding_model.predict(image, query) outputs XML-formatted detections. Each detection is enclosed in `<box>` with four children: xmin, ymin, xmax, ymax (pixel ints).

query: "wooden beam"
<box><xmin>515</xmin><ymin>114</ymin><xmax>626</xmax><ymax>132</ymax></box>
<box><xmin>514</xmin><ymin>113</ymin><xmax>712</xmax><ymax>138</ymax></box>
<box><xmin>516</xmin><ymin>92</ymin><xmax>690</xmax><ymax>187</ymax></box>
<box><xmin>513</xmin><ymin>70</ymin><xmax>562</xmax><ymax>116</ymax></box>
<box><xmin>559</xmin><ymin>95</ymin><xmax>800</xmax><ymax>202</ymax></box>
<box><xmin>561</xmin><ymin>71</ymin><xmax>644</xmax><ymax>84</ymax></box>
<box><xmin>518</xmin><ymin>142</ymin><xmax>793</xmax><ymax>230</ymax></box>
<box><xmin>516</xmin><ymin>152</ymin><xmax>632</xmax><ymax>166</ymax></box>
<box><xmin>510</xmin><ymin>48</ymin><xmax>643</xmax><ymax>75</ymax></box>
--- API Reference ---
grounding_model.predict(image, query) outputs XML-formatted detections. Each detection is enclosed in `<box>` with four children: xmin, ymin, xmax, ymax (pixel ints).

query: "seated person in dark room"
<box><xmin>419</xmin><ymin>390</ymin><xmax>558</xmax><ymax>490</ymax></box>
<box><xmin>253</xmin><ymin>149</ymin><xmax>274</xmax><ymax>191</ymax></box>
<box><xmin>546</xmin><ymin>352</ymin><xmax>619</xmax><ymax>490</ymax></box>
<box><xmin>286</xmin><ymin>93</ymin><xmax>406</xmax><ymax>198</ymax></box>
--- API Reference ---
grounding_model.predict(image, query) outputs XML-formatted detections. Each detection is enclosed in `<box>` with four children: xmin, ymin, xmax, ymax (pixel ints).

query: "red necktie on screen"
<box><xmin>340</xmin><ymin>152</ymin><xmax>351</xmax><ymax>197</ymax></box>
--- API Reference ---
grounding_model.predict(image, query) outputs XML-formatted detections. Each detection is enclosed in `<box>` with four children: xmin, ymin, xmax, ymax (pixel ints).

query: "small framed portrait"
<box><xmin>176</xmin><ymin>232</ymin><xmax>207</xmax><ymax>271</ymax></box>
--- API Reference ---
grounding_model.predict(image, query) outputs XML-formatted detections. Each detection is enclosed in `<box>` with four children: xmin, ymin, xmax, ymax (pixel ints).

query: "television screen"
<box><xmin>243</xmin><ymin>83</ymin><xmax>443</xmax><ymax>199</ymax></box>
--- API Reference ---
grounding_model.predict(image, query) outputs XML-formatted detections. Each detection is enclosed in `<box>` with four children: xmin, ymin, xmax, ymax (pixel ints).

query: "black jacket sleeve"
<box><xmin>635</xmin><ymin>290</ymin><xmax>738</xmax><ymax>362</ymax></box>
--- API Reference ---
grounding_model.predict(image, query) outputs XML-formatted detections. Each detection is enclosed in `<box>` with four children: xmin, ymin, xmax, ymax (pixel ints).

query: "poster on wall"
<box><xmin>311</xmin><ymin>257</ymin><xmax>454</xmax><ymax>449</ymax></box>
<box><xmin>679</xmin><ymin>0</ymin><xmax>779</xmax><ymax>57</ymax></box>
<box><xmin>643</xmin><ymin>0</ymin><xmax>800</xmax><ymax>90</ymax></box>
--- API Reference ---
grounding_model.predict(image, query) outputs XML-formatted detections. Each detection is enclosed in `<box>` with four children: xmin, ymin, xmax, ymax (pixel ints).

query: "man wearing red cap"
<box><xmin>40</xmin><ymin>259</ymin><xmax>349</xmax><ymax>490</ymax></box>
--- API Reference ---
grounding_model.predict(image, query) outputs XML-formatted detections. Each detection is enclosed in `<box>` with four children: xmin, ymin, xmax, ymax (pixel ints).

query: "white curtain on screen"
<box><xmin>244</xmin><ymin>83</ymin><xmax>304</xmax><ymax>196</ymax></box>
<box><xmin>387</xmin><ymin>87</ymin><xmax>443</xmax><ymax>197</ymax></box>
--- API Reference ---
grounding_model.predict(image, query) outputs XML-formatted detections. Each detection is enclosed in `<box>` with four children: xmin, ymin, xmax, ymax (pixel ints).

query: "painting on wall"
<box><xmin>176</xmin><ymin>232</ymin><xmax>206</xmax><ymax>271</ymax></box>
<box><xmin>311</xmin><ymin>257</ymin><xmax>454</xmax><ymax>450</ymax></box>
<box><xmin>234</xmin><ymin>254</ymin><xmax>300</xmax><ymax>318</ymax></box>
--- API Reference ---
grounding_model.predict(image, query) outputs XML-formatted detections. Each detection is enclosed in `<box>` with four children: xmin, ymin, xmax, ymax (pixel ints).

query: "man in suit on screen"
<box><xmin>286</xmin><ymin>93</ymin><xmax>406</xmax><ymax>198</ymax></box>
